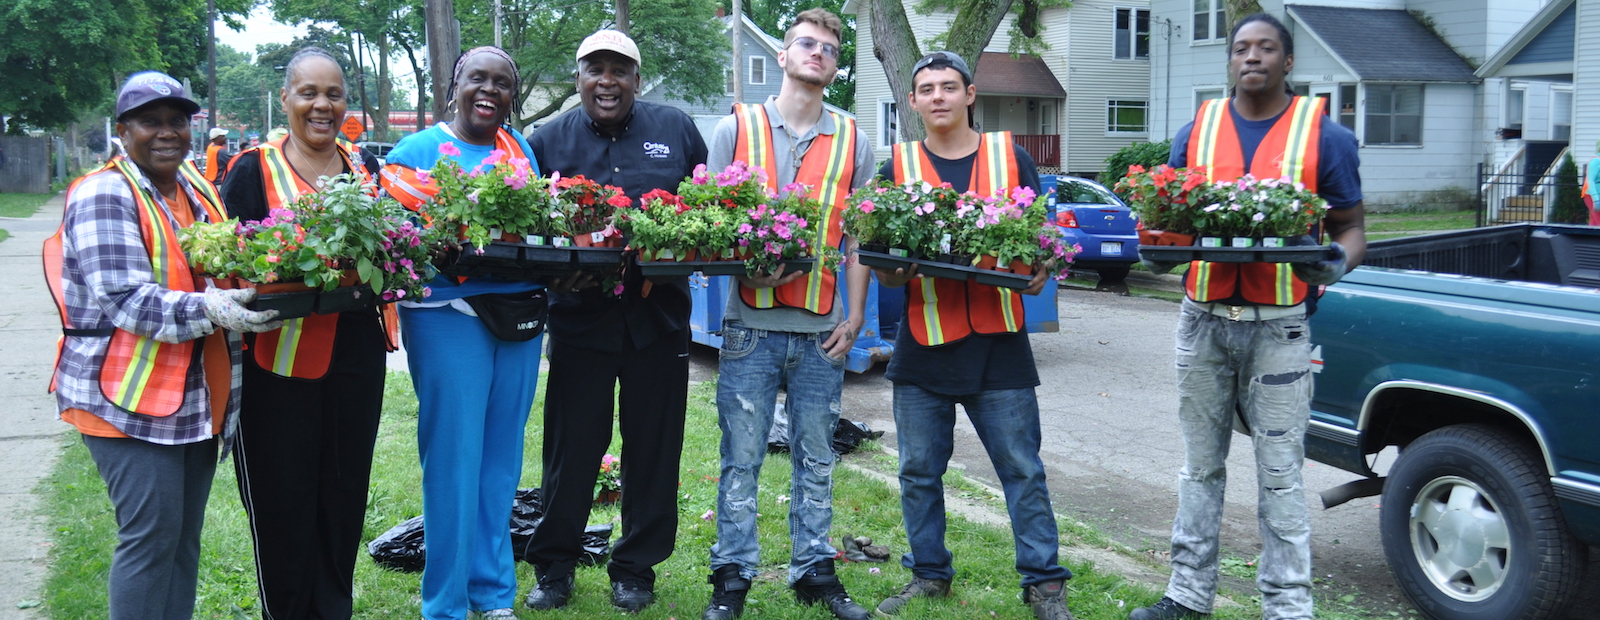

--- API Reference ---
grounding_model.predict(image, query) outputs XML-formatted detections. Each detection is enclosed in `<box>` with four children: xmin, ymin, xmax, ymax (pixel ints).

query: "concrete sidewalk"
<box><xmin>0</xmin><ymin>194</ymin><xmax>68</xmax><ymax>619</ymax></box>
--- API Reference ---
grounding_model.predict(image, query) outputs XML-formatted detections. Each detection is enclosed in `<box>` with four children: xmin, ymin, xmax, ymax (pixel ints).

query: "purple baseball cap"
<box><xmin>115</xmin><ymin>71</ymin><xmax>201</xmax><ymax>119</ymax></box>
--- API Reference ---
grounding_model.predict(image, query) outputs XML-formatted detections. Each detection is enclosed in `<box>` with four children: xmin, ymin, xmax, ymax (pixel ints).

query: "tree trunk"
<box><xmin>616</xmin><ymin>0</ymin><xmax>630</xmax><ymax>34</ymax></box>
<box><xmin>400</xmin><ymin>39</ymin><xmax>429</xmax><ymax>132</ymax></box>
<box><xmin>426</xmin><ymin>0</ymin><xmax>461</xmax><ymax>124</ymax></box>
<box><xmin>1225</xmin><ymin>0</ymin><xmax>1264</xmax><ymax>32</ymax></box>
<box><xmin>518</xmin><ymin>84</ymin><xmax>578</xmax><ymax>134</ymax></box>
<box><xmin>868</xmin><ymin>0</ymin><xmax>925</xmax><ymax>142</ymax></box>
<box><xmin>349</xmin><ymin>35</ymin><xmax>377</xmax><ymax>143</ymax></box>
<box><xmin>375</xmin><ymin>36</ymin><xmax>392</xmax><ymax>141</ymax></box>
<box><xmin>943</xmin><ymin>0</ymin><xmax>1014</xmax><ymax>64</ymax></box>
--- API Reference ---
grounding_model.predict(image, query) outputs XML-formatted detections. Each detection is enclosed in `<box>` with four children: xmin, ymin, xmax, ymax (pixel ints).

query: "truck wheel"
<box><xmin>1380</xmin><ymin>424</ymin><xmax>1585</xmax><ymax>620</ymax></box>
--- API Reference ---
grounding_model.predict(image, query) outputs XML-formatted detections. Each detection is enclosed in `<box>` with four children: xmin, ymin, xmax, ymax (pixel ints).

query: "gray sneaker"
<box><xmin>874</xmin><ymin>577</ymin><xmax>951</xmax><ymax>616</ymax></box>
<box><xmin>1024</xmin><ymin>580</ymin><xmax>1076</xmax><ymax>620</ymax></box>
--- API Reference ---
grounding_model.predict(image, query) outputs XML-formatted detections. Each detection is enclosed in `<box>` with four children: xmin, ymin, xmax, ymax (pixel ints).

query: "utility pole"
<box><xmin>731</xmin><ymin>0</ymin><xmax>743</xmax><ymax>103</ymax></box>
<box><xmin>494</xmin><ymin>0</ymin><xmax>502</xmax><ymax>47</ymax></box>
<box><xmin>426</xmin><ymin>0</ymin><xmax>461</xmax><ymax>123</ymax></box>
<box><xmin>616</xmin><ymin>0</ymin><xmax>630</xmax><ymax>34</ymax></box>
<box><xmin>207</xmin><ymin>0</ymin><xmax>218</xmax><ymax>134</ymax></box>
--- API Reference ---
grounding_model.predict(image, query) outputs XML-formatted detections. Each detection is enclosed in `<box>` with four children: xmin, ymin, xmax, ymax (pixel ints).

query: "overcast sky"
<box><xmin>222</xmin><ymin>7</ymin><xmax>310</xmax><ymax>58</ymax></box>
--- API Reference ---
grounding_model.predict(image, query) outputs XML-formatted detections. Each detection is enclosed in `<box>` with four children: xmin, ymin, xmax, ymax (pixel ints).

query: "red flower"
<box><xmin>606</xmin><ymin>194</ymin><xmax>633</xmax><ymax>209</ymax></box>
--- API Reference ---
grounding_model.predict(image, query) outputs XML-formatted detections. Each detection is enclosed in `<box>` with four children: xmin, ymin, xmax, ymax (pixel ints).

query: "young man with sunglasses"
<box><xmin>698</xmin><ymin>8</ymin><xmax>876</xmax><ymax>620</ymax></box>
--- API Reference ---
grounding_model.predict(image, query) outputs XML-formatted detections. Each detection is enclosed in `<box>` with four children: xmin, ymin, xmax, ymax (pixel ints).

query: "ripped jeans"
<box><xmin>1165</xmin><ymin>300</ymin><xmax>1314</xmax><ymax>620</ymax></box>
<box><xmin>711</xmin><ymin>323</ymin><xmax>845</xmax><ymax>583</ymax></box>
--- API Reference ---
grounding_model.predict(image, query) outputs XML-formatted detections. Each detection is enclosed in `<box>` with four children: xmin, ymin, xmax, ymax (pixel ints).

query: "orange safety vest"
<box><xmin>44</xmin><ymin>158</ymin><xmax>229</xmax><ymax>416</ymax></box>
<box><xmin>1185</xmin><ymin>96</ymin><xmax>1324</xmax><ymax>306</ymax></box>
<box><xmin>379</xmin><ymin>126</ymin><xmax>531</xmax><ymax>212</ymax></box>
<box><xmin>732</xmin><ymin>103</ymin><xmax>857</xmax><ymax>315</ymax></box>
<box><xmin>890</xmin><ymin>132</ymin><xmax>1026</xmax><ymax>347</ymax></box>
<box><xmin>248</xmin><ymin>137</ymin><xmax>370</xmax><ymax>379</ymax></box>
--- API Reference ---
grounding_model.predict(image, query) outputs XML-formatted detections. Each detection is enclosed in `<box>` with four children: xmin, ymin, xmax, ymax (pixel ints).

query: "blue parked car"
<box><xmin>1045</xmin><ymin>175</ymin><xmax>1140</xmax><ymax>283</ymax></box>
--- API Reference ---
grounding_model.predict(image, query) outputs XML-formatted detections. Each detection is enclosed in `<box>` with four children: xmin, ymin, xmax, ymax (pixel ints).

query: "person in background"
<box><xmin>1130</xmin><ymin>13</ymin><xmax>1364</xmax><ymax>620</ymax></box>
<box><xmin>46</xmin><ymin>70</ymin><xmax>279</xmax><ymax>620</ymax></box>
<box><xmin>521</xmin><ymin>29</ymin><xmax>706</xmax><ymax>614</ymax></box>
<box><xmin>379</xmin><ymin>46</ymin><xmax>545</xmax><ymax>620</ymax></box>
<box><xmin>1585</xmin><ymin>140</ymin><xmax>1600</xmax><ymax>226</ymax></box>
<box><xmin>698</xmin><ymin>8</ymin><xmax>875</xmax><ymax>620</ymax></box>
<box><xmin>204</xmin><ymin>127</ymin><xmax>230</xmax><ymax>185</ymax></box>
<box><xmin>217</xmin><ymin>47</ymin><xmax>389</xmax><ymax>620</ymax></box>
<box><xmin>869</xmin><ymin>51</ymin><xmax>1077</xmax><ymax>620</ymax></box>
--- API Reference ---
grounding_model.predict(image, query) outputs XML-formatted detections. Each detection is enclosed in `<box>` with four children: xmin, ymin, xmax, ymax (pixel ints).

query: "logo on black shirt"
<box><xmin>643</xmin><ymin>142</ymin><xmax>672</xmax><ymax>159</ymax></box>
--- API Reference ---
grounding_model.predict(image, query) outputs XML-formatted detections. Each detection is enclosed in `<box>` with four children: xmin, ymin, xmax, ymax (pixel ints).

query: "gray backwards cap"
<box><xmin>912</xmin><ymin>51</ymin><xmax>973</xmax><ymax>84</ymax></box>
<box><xmin>115</xmin><ymin>71</ymin><xmax>201</xmax><ymax>119</ymax></box>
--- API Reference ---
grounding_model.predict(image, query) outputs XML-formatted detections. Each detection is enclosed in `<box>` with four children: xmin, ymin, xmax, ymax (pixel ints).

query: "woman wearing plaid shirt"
<box><xmin>48</xmin><ymin>72</ymin><xmax>280</xmax><ymax>620</ymax></box>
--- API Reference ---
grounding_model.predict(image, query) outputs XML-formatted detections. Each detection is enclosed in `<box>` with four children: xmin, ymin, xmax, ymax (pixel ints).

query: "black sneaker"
<box><xmin>792</xmin><ymin>559</ymin><xmax>871</xmax><ymax>620</ymax></box>
<box><xmin>874</xmin><ymin>577</ymin><xmax>951</xmax><ymax>616</ymax></box>
<box><xmin>611</xmin><ymin>580</ymin><xmax>655</xmax><ymax>613</ymax></box>
<box><xmin>523</xmin><ymin>571</ymin><xmax>574</xmax><ymax>611</ymax></box>
<box><xmin>1128</xmin><ymin>596</ymin><xmax>1205</xmax><ymax>620</ymax></box>
<box><xmin>1023</xmin><ymin>580</ymin><xmax>1076</xmax><ymax>620</ymax></box>
<box><xmin>701</xmin><ymin>564</ymin><xmax>751</xmax><ymax>620</ymax></box>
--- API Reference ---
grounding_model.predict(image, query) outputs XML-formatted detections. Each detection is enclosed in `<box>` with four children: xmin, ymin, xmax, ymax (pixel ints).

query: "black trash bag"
<box><xmin>368</xmin><ymin>515</ymin><xmax>426</xmax><ymax>572</ymax></box>
<box><xmin>832</xmin><ymin>418</ymin><xmax>884</xmax><ymax>455</ymax></box>
<box><xmin>577</xmin><ymin>524</ymin><xmax>615</xmax><ymax>566</ymax></box>
<box><xmin>766</xmin><ymin>403</ymin><xmax>791</xmax><ymax>453</ymax></box>
<box><xmin>509</xmin><ymin>488</ymin><xmax>545</xmax><ymax>560</ymax></box>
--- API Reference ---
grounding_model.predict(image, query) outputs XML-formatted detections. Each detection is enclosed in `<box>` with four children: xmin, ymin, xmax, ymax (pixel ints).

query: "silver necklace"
<box><xmin>289</xmin><ymin>137</ymin><xmax>341</xmax><ymax>188</ymax></box>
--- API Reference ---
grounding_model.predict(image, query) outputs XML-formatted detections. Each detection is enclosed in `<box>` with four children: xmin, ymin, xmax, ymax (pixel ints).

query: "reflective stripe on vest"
<box><xmin>1184</xmin><ymin>97</ymin><xmax>1323</xmax><ymax>306</ymax></box>
<box><xmin>890</xmin><ymin>133</ymin><xmax>1025</xmax><ymax>347</ymax></box>
<box><xmin>247</xmin><ymin>137</ymin><xmax>370</xmax><ymax>380</ymax></box>
<box><xmin>732</xmin><ymin>103</ymin><xmax>857</xmax><ymax>315</ymax></box>
<box><xmin>45</xmin><ymin>158</ymin><xmax>228</xmax><ymax>416</ymax></box>
<box><xmin>379</xmin><ymin>127</ymin><xmax>530</xmax><ymax>212</ymax></box>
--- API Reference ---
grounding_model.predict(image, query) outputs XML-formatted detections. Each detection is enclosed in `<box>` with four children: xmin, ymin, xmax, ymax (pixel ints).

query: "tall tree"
<box><xmin>868</xmin><ymin>0</ymin><xmax>1066</xmax><ymax>142</ymax></box>
<box><xmin>269</xmin><ymin>0</ymin><xmax>426</xmax><ymax>141</ymax></box>
<box><xmin>730</xmin><ymin>0</ymin><xmax>857</xmax><ymax>111</ymax></box>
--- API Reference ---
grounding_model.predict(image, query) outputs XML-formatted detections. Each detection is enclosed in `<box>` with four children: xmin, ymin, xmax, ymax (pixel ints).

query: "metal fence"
<box><xmin>0</xmin><ymin>136</ymin><xmax>51</xmax><ymax>194</ymax></box>
<box><xmin>1477</xmin><ymin>161</ymin><xmax>1584</xmax><ymax>227</ymax></box>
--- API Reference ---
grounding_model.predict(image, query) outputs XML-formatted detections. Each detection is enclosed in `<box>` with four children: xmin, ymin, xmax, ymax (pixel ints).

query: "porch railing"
<box><xmin>1012</xmin><ymin>134</ymin><xmax>1060</xmax><ymax>168</ymax></box>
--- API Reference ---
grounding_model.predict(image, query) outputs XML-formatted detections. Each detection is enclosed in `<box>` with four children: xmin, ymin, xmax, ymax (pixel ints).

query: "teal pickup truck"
<box><xmin>1307</xmin><ymin>224</ymin><xmax>1600</xmax><ymax>620</ymax></box>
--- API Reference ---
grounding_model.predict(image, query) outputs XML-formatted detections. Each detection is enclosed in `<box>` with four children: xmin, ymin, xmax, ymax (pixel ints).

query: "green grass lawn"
<box><xmin>0</xmin><ymin>192</ymin><xmax>52</xmax><ymax>218</ymax></box>
<box><xmin>38</xmin><ymin>372</ymin><xmax>1383</xmax><ymax>620</ymax></box>
<box><xmin>1363</xmin><ymin>210</ymin><xmax>1476</xmax><ymax>234</ymax></box>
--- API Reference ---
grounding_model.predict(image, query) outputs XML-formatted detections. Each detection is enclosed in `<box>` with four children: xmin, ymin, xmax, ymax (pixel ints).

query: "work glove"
<box><xmin>203</xmin><ymin>287</ymin><xmax>283</xmax><ymax>333</ymax></box>
<box><xmin>1140</xmin><ymin>258</ymin><xmax>1183</xmax><ymax>275</ymax></box>
<box><xmin>1292</xmin><ymin>242</ymin><xmax>1348</xmax><ymax>286</ymax></box>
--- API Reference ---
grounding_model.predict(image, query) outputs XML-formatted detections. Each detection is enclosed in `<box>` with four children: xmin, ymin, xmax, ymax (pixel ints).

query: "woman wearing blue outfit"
<box><xmin>380</xmin><ymin>47</ymin><xmax>542</xmax><ymax>620</ymax></box>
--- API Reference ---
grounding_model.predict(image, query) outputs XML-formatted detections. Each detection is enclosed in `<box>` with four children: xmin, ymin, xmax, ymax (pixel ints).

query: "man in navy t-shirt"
<box><xmin>1131</xmin><ymin>13</ymin><xmax>1366</xmax><ymax>620</ymax></box>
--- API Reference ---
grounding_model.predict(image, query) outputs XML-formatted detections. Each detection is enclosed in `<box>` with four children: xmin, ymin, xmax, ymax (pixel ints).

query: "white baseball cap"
<box><xmin>575</xmin><ymin>29</ymin><xmax>641</xmax><ymax>66</ymax></box>
<box><xmin>209</xmin><ymin>127</ymin><xmax>229</xmax><ymax>139</ymax></box>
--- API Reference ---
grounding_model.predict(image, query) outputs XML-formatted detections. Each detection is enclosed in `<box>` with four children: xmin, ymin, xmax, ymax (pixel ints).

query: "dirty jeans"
<box><xmin>892</xmin><ymin>384</ymin><xmax>1073</xmax><ymax>588</ymax></box>
<box><xmin>711</xmin><ymin>323</ymin><xmax>845</xmax><ymax>583</ymax></box>
<box><xmin>1166</xmin><ymin>300</ymin><xmax>1314</xmax><ymax>620</ymax></box>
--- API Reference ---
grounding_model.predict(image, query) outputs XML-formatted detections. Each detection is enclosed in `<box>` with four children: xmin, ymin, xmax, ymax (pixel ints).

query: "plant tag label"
<box><xmin>657</xmin><ymin>249</ymin><xmax>675</xmax><ymax>261</ymax></box>
<box><xmin>940</xmin><ymin>234</ymin><xmax>951</xmax><ymax>254</ymax></box>
<box><xmin>1262</xmin><ymin>237</ymin><xmax>1286</xmax><ymax>248</ymax></box>
<box><xmin>1231</xmin><ymin>237</ymin><xmax>1256</xmax><ymax>248</ymax></box>
<box><xmin>528</xmin><ymin>235</ymin><xmax>546</xmax><ymax>246</ymax></box>
<box><xmin>591</xmin><ymin>232</ymin><xmax>605</xmax><ymax>243</ymax></box>
<box><xmin>889</xmin><ymin>248</ymin><xmax>910</xmax><ymax>257</ymax></box>
<box><xmin>553</xmin><ymin>237</ymin><xmax>572</xmax><ymax>247</ymax></box>
<box><xmin>1200</xmin><ymin>237</ymin><xmax>1223</xmax><ymax>248</ymax></box>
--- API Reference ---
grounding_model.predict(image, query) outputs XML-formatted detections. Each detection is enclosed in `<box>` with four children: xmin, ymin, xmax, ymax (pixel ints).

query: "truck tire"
<box><xmin>1380</xmin><ymin>424</ymin><xmax>1585</xmax><ymax>620</ymax></box>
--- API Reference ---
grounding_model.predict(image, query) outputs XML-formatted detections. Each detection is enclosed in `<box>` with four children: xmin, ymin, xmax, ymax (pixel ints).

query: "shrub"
<box><xmin>1552</xmin><ymin>155</ymin><xmax>1586</xmax><ymax>224</ymax></box>
<box><xmin>1101</xmin><ymin>140</ymin><xmax>1172</xmax><ymax>185</ymax></box>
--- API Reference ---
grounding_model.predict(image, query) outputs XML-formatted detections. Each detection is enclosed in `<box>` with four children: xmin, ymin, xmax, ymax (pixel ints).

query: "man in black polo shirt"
<box><xmin>522</xmin><ymin>29</ymin><xmax>708</xmax><ymax>614</ymax></box>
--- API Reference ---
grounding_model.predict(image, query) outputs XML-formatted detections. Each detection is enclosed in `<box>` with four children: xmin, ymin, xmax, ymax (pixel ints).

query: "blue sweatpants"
<box><xmin>401</xmin><ymin>305</ymin><xmax>544</xmax><ymax>620</ymax></box>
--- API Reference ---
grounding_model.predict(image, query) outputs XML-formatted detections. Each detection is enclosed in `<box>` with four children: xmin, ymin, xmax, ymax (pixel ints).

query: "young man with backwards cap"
<box><xmin>46</xmin><ymin>70</ymin><xmax>279</xmax><ymax>620</ymax></box>
<box><xmin>695</xmin><ymin>8</ymin><xmax>876</xmax><ymax>620</ymax></box>
<box><xmin>869</xmin><ymin>51</ymin><xmax>1078</xmax><ymax>620</ymax></box>
<box><xmin>521</xmin><ymin>29</ymin><xmax>708</xmax><ymax>614</ymax></box>
<box><xmin>204</xmin><ymin>126</ymin><xmax>232</xmax><ymax>184</ymax></box>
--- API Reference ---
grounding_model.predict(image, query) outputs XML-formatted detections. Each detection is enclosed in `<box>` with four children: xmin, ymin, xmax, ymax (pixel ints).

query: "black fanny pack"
<box><xmin>463</xmin><ymin>289</ymin><xmax>548</xmax><ymax>342</ymax></box>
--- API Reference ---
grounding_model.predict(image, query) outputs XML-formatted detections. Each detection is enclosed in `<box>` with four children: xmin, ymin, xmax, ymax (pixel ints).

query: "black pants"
<box><xmin>233</xmin><ymin>311</ymin><xmax>386</xmax><ymax>620</ymax></box>
<box><xmin>526</xmin><ymin>330</ymin><xmax>689</xmax><ymax>585</ymax></box>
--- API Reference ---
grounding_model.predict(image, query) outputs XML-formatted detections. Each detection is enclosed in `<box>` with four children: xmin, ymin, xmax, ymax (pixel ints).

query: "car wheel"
<box><xmin>1380</xmin><ymin>424</ymin><xmax>1586</xmax><ymax>620</ymax></box>
<box><xmin>1095</xmin><ymin>265</ymin><xmax>1130</xmax><ymax>284</ymax></box>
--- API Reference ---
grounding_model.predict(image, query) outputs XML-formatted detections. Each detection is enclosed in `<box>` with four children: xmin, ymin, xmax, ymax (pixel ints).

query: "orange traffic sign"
<box><xmin>341</xmin><ymin>116</ymin><xmax>365</xmax><ymax>141</ymax></box>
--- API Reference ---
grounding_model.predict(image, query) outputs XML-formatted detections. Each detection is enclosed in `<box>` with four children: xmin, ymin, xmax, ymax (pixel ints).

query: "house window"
<box><xmin>725</xmin><ymin>68</ymin><xmax>735</xmax><ymax>95</ymax></box>
<box><xmin>749</xmin><ymin>57</ymin><xmax>766</xmax><ymax>85</ymax></box>
<box><xmin>1194</xmin><ymin>88</ymin><xmax>1224</xmax><ymax>116</ymax></box>
<box><xmin>1552</xmin><ymin>88</ymin><xmax>1573</xmax><ymax>141</ymax></box>
<box><xmin>879</xmin><ymin>99</ymin><xmax>898</xmax><ymax>147</ymax></box>
<box><xmin>1115</xmin><ymin>8</ymin><xmax>1150</xmax><ymax>59</ymax></box>
<box><xmin>1338</xmin><ymin>83</ymin><xmax>1357</xmax><ymax>131</ymax></box>
<box><xmin>1506</xmin><ymin>86</ymin><xmax>1525</xmax><ymax>131</ymax></box>
<box><xmin>1107</xmin><ymin>99</ymin><xmax>1148</xmax><ymax>134</ymax></box>
<box><xmin>1365</xmin><ymin>84</ymin><xmax>1423</xmax><ymax>146</ymax></box>
<box><xmin>1193</xmin><ymin>0</ymin><xmax>1225</xmax><ymax>42</ymax></box>
<box><xmin>1040</xmin><ymin>102</ymin><xmax>1056</xmax><ymax>134</ymax></box>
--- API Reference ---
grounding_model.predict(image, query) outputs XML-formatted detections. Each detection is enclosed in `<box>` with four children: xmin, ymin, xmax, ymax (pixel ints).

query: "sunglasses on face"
<box><xmin>788</xmin><ymin>36</ymin><xmax>840</xmax><ymax>60</ymax></box>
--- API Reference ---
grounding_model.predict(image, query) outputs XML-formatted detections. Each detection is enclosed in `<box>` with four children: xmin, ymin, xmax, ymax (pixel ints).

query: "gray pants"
<box><xmin>1165</xmin><ymin>301</ymin><xmax>1314</xmax><ymax>620</ymax></box>
<box><xmin>83</xmin><ymin>434</ymin><xmax>217</xmax><ymax>620</ymax></box>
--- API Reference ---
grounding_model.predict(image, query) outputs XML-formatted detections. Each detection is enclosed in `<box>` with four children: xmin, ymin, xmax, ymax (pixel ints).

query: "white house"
<box><xmin>843</xmin><ymin>0</ymin><xmax>1153</xmax><ymax>178</ymax></box>
<box><xmin>1146</xmin><ymin>0</ymin><xmax>1547</xmax><ymax>206</ymax></box>
<box><xmin>1475</xmin><ymin>0</ymin><xmax>1593</xmax><ymax>198</ymax></box>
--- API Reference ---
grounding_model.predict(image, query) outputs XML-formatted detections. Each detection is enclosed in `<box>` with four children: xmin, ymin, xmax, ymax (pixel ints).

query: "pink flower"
<box><xmin>737</xmin><ymin>223</ymin><xmax>753</xmax><ymax>234</ymax></box>
<box><xmin>700</xmin><ymin>510</ymin><xmax>715</xmax><ymax>521</ymax></box>
<box><xmin>438</xmin><ymin>142</ymin><xmax>460</xmax><ymax>157</ymax></box>
<box><xmin>691</xmin><ymin>163</ymin><xmax>710</xmax><ymax>185</ymax></box>
<box><xmin>483</xmin><ymin>149</ymin><xmax>506</xmax><ymax>167</ymax></box>
<box><xmin>612</xmin><ymin>282</ymin><xmax>626</xmax><ymax>296</ymax></box>
<box><xmin>858</xmin><ymin>200</ymin><xmax>875</xmax><ymax>214</ymax></box>
<box><xmin>504</xmin><ymin>173</ymin><xmax>528</xmax><ymax>190</ymax></box>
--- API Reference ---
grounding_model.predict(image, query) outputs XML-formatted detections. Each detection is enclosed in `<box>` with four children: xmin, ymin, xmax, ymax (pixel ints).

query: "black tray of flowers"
<box><xmin>249</xmin><ymin>291</ymin><xmax>318</xmax><ymax>320</ymax></box>
<box><xmin>1138</xmin><ymin>236</ymin><xmax>1335</xmax><ymax>264</ymax></box>
<box><xmin>445</xmin><ymin>241</ymin><xmax>619</xmax><ymax>280</ymax></box>
<box><xmin>971</xmin><ymin>269</ymin><xmax>1035</xmax><ymax>290</ymax></box>
<box><xmin>634</xmin><ymin>257</ymin><xmax>816</xmax><ymax>277</ymax></box>
<box><xmin>855</xmin><ymin>246</ymin><xmax>974</xmax><ymax>282</ymax></box>
<box><xmin>315</xmin><ymin>284</ymin><xmax>383</xmax><ymax>315</ymax></box>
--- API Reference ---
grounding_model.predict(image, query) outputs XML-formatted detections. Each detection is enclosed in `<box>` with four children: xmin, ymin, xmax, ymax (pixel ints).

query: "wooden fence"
<box><xmin>0</xmin><ymin>136</ymin><xmax>52</xmax><ymax>194</ymax></box>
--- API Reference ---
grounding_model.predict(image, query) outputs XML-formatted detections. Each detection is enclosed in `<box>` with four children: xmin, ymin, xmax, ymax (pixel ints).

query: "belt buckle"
<box><xmin>1226</xmin><ymin>305</ymin><xmax>1244</xmax><ymax>321</ymax></box>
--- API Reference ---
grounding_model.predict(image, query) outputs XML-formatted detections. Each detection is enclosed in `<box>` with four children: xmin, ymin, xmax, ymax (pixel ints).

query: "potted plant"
<box><xmin>739</xmin><ymin>186</ymin><xmax>834</xmax><ymax>277</ymax></box>
<box><xmin>595</xmin><ymin>453</ymin><xmax>622</xmax><ymax>506</ymax></box>
<box><xmin>416</xmin><ymin>143</ymin><xmax>561</xmax><ymax>250</ymax></box>
<box><xmin>962</xmin><ymin>186</ymin><xmax>1079</xmax><ymax>283</ymax></box>
<box><xmin>552</xmin><ymin>173</ymin><xmax>629</xmax><ymax>247</ymax></box>
<box><xmin>842</xmin><ymin>179</ymin><xmax>943</xmax><ymax>259</ymax></box>
<box><xmin>1113</xmin><ymin>164</ymin><xmax>1209</xmax><ymax>246</ymax></box>
<box><xmin>619</xmin><ymin>162</ymin><xmax>768</xmax><ymax>267</ymax></box>
<box><xmin>1196</xmin><ymin>175</ymin><xmax>1329</xmax><ymax>247</ymax></box>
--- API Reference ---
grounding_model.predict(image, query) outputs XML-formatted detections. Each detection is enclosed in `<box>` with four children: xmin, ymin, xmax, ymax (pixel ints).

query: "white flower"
<box><xmin>1204</xmin><ymin>204</ymin><xmax>1221</xmax><ymax>212</ymax></box>
<box><xmin>1253</xmin><ymin>212</ymin><xmax>1266</xmax><ymax>222</ymax></box>
<box><xmin>920</xmin><ymin>181</ymin><xmax>933</xmax><ymax>194</ymax></box>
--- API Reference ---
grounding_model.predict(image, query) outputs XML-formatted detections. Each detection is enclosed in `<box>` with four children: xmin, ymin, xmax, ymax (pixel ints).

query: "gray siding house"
<box><xmin>1146</xmin><ymin>0</ymin><xmax>1546</xmax><ymax>206</ymax></box>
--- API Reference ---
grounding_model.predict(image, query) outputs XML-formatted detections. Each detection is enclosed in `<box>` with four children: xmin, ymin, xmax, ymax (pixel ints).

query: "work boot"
<box><xmin>792</xmin><ymin>559</ymin><xmax>872</xmax><ymax>620</ymax></box>
<box><xmin>611</xmin><ymin>580</ymin><xmax>655</xmax><ymax>613</ymax></box>
<box><xmin>523</xmin><ymin>571</ymin><xmax>574</xmax><ymax>610</ymax></box>
<box><xmin>873</xmin><ymin>577</ymin><xmax>951</xmax><ymax>616</ymax></box>
<box><xmin>1127</xmin><ymin>596</ymin><xmax>1205</xmax><ymax>620</ymax></box>
<box><xmin>1023</xmin><ymin>580</ymin><xmax>1076</xmax><ymax>620</ymax></box>
<box><xmin>701</xmin><ymin>564</ymin><xmax>752</xmax><ymax>620</ymax></box>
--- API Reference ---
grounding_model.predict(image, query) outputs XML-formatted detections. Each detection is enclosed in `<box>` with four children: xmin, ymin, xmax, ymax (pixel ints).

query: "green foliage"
<box><xmin>730</xmin><ymin>0</ymin><xmax>858</xmax><ymax>111</ymax></box>
<box><xmin>844</xmin><ymin>180</ymin><xmax>1075</xmax><ymax>276</ymax></box>
<box><xmin>1552</xmin><ymin>155</ymin><xmax>1586</xmax><ymax>224</ymax></box>
<box><xmin>1101</xmin><ymin>140</ymin><xmax>1171</xmax><ymax>185</ymax></box>
<box><xmin>420</xmin><ymin>146</ymin><xmax>559</xmax><ymax>248</ymax></box>
<box><xmin>920</xmin><ymin>0</ymin><xmax>1074</xmax><ymax>57</ymax></box>
<box><xmin>0</xmin><ymin>193</ymin><xmax>51</xmax><ymax>218</ymax></box>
